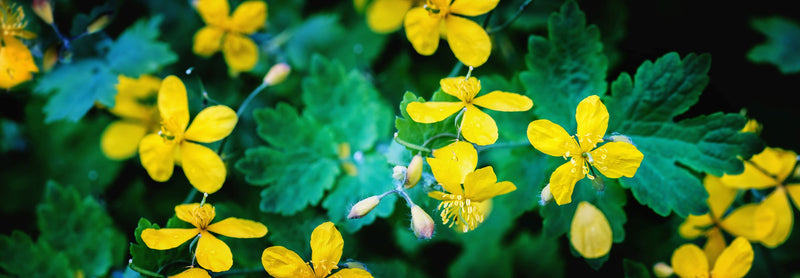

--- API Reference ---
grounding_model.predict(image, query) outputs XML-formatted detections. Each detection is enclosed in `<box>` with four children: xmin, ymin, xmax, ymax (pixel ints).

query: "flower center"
<box><xmin>423</xmin><ymin>0</ymin><xmax>443</xmax><ymax>15</ymax></box>
<box><xmin>191</xmin><ymin>205</ymin><xmax>215</xmax><ymax>229</ymax></box>
<box><xmin>438</xmin><ymin>193</ymin><xmax>484</xmax><ymax>232</ymax></box>
<box><xmin>158</xmin><ymin>118</ymin><xmax>183</xmax><ymax>143</ymax></box>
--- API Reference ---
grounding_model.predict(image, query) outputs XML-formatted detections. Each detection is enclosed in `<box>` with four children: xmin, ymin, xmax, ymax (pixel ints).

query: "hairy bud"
<box><xmin>652</xmin><ymin>262</ymin><xmax>673</xmax><ymax>278</ymax></box>
<box><xmin>410</xmin><ymin>205</ymin><xmax>434</xmax><ymax>239</ymax></box>
<box><xmin>87</xmin><ymin>12</ymin><xmax>113</xmax><ymax>34</ymax></box>
<box><xmin>32</xmin><ymin>0</ymin><xmax>54</xmax><ymax>25</ymax></box>
<box><xmin>404</xmin><ymin>154</ymin><xmax>423</xmax><ymax>189</ymax></box>
<box><xmin>264</xmin><ymin>63</ymin><xmax>291</xmax><ymax>86</ymax></box>
<box><xmin>539</xmin><ymin>184</ymin><xmax>553</xmax><ymax>206</ymax></box>
<box><xmin>347</xmin><ymin>196</ymin><xmax>381</xmax><ymax>219</ymax></box>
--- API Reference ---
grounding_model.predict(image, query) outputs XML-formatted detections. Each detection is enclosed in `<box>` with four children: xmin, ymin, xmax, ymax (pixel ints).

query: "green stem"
<box><xmin>216</xmin><ymin>82</ymin><xmax>269</xmax><ymax>156</ymax></box>
<box><xmin>182</xmin><ymin>189</ymin><xmax>198</xmax><ymax>204</ymax></box>
<box><xmin>447</xmin><ymin>61</ymin><xmax>464</xmax><ymax>77</ymax></box>
<box><xmin>394</xmin><ymin>133</ymin><xmax>432</xmax><ymax>153</ymax></box>
<box><xmin>129</xmin><ymin>263</ymin><xmax>165</xmax><ymax>278</ymax></box>
<box><xmin>487</xmin><ymin>0</ymin><xmax>535</xmax><ymax>34</ymax></box>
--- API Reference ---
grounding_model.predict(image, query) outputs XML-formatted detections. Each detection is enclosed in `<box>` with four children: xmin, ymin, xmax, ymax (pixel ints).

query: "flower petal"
<box><xmin>195</xmin><ymin>231</ymin><xmax>233</xmax><ymax>272</ymax></box>
<box><xmin>755</xmin><ymin>188</ymin><xmax>793</xmax><ymax>248</ymax></box>
<box><xmin>222</xmin><ymin>34</ymin><xmax>259</xmax><ymax>74</ymax></box>
<box><xmin>720</xmin><ymin>204</ymin><xmax>759</xmax><ymax>241</ymax></box>
<box><xmin>101</xmin><ymin>120</ymin><xmax>147</xmax><ymax>160</ymax></box>
<box><xmin>158</xmin><ymin>75</ymin><xmax>190</xmax><ymax>132</ymax></box>
<box><xmin>366</xmin><ymin>0</ymin><xmax>412</xmax><ymax>33</ymax></box>
<box><xmin>329</xmin><ymin>268</ymin><xmax>374</xmax><ymax>278</ymax></box>
<box><xmin>195</xmin><ymin>0</ymin><xmax>229</xmax><ymax>26</ymax></box>
<box><xmin>427</xmin><ymin>190</ymin><xmax>449</xmax><ymax>200</ymax></box>
<box><xmin>141</xmin><ymin>228</ymin><xmax>198</xmax><ymax>250</ymax></box>
<box><xmin>181</xmin><ymin>141</ymin><xmax>227</xmax><ymax>194</ymax></box>
<box><xmin>786</xmin><ymin>184</ymin><xmax>800</xmax><ymax>208</ymax></box>
<box><xmin>111</xmin><ymin>75</ymin><xmax>160</xmax><ymax>120</ymax></box>
<box><xmin>0</xmin><ymin>37</ymin><xmax>39</xmax><ymax>90</ymax></box>
<box><xmin>184</xmin><ymin>105</ymin><xmax>238</xmax><ymax>143</ymax></box>
<box><xmin>569</xmin><ymin>201</ymin><xmax>612</xmax><ymax>259</ymax></box>
<box><xmin>207</xmin><ymin>217</ymin><xmax>268</xmax><ymax>238</ymax></box>
<box><xmin>678</xmin><ymin>214</ymin><xmax>713</xmax><ymax>240</ymax></box>
<box><xmin>310</xmin><ymin>222</ymin><xmax>343</xmax><ymax>277</ymax></box>
<box><xmin>406</xmin><ymin>101</ymin><xmax>464</xmax><ymax>123</ymax></box>
<box><xmin>527</xmin><ymin>119</ymin><xmax>580</xmax><ymax>157</ymax></box>
<box><xmin>444</xmin><ymin>15</ymin><xmax>491</xmax><ymax>67</ymax></box>
<box><xmin>463</xmin><ymin>166</ymin><xmax>515</xmax><ymax>201</ymax></box>
<box><xmin>230</xmin><ymin>1</ymin><xmax>267</xmax><ymax>34</ymax></box>
<box><xmin>720</xmin><ymin>147</ymin><xmax>795</xmax><ymax>189</ymax></box>
<box><xmin>461</xmin><ymin>105</ymin><xmax>497</xmax><ymax>145</ymax></box>
<box><xmin>589</xmin><ymin>142</ymin><xmax>643</xmax><ymax>178</ymax></box>
<box><xmin>448</xmin><ymin>0</ymin><xmax>499</xmax><ymax>16</ymax></box>
<box><xmin>261</xmin><ymin>246</ymin><xmax>313</xmax><ymax>278</ymax></box>
<box><xmin>170</xmin><ymin>268</ymin><xmax>211</xmax><ymax>278</ymax></box>
<box><xmin>549</xmin><ymin>160</ymin><xmax>584</xmax><ymax>205</ymax></box>
<box><xmin>193</xmin><ymin>26</ymin><xmax>225</xmax><ymax>57</ymax></box>
<box><xmin>575</xmin><ymin>95</ymin><xmax>608</xmax><ymax>151</ymax></box>
<box><xmin>427</xmin><ymin>141</ymin><xmax>477</xmax><ymax>193</ymax></box>
<box><xmin>671</xmin><ymin>243</ymin><xmax>709</xmax><ymax>278</ymax></box>
<box><xmin>711</xmin><ymin>237</ymin><xmax>753</xmax><ymax>278</ymax></box>
<box><xmin>139</xmin><ymin>133</ymin><xmax>176</xmax><ymax>182</ymax></box>
<box><xmin>703</xmin><ymin>175</ymin><xmax>737</xmax><ymax>220</ymax></box>
<box><xmin>703</xmin><ymin>228</ymin><xmax>726</xmax><ymax>268</ymax></box>
<box><xmin>404</xmin><ymin>7</ymin><xmax>441</xmax><ymax>56</ymax></box>
<box><xmin>472</xmin><ymin>91</ymin><xmax>533</xmax><ymax>112</ymax></box>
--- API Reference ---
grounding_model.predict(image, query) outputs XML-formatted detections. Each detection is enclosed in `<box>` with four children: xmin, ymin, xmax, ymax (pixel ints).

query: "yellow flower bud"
<box><xmin>347</xmin><ymin>196</ymin><xmax>381</xmax><ymax>219</ymax></box>
<box><xmin>410</xmin><ymin>205</ymin><xmax>434</xmax><ymax>239</ymax></box>
<box><xmin>86</xmin><ymin>12</ymin><xmax>113</xmax><ymax>34</ymax></box>
<box><xmin>652</xmin><ymin>262</ymin><xmax>674</xmax><ymax>278</ymax></box>
<box><xmin>539</xmin><ymin>184</ymin><xmax>553</xmax><ymax>206</ymax></box>
<box><xmin>343</xmin><ymin>261</ymin><xmax>369</xmax><ymax>271</ymax></box>
<box><xmin>741</xmin><ymin>119</ymin><xmax>762</xmax><ymax>134</ymax></box>
<box><xmin>32</xmin><ymin>0</ymin><xmax>54</xmax><ymax>25</ymax></box>
<box><xmin>608</xmin><ymin>133</ymin><xmax>633</xmax><ymax>145</ymax></box>
<box><xmin>404</xmin><ymin>154</ymin><xmax>423</xmax><ymax>189</ymax></box>
<box><xmin>264</xmin><ymin>63</ymin><xmax>291</xmax><ymax>86</ymax></box>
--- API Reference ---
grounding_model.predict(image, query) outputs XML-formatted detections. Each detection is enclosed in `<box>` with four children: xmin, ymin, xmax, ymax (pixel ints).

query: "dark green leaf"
<box><xmin>129</xmin><ymin>218</ymin><xmax>192</xmax><ymax>277</ymax></box>
<box><xmin>106</xmin><ymin>16</ymin><xmax>178</xmax><ymax>76</ymax></box>
<box><xmin>0</xmin><ymin>231</ymin><xmax>72</xmax><ymax>277</ymax></box>
<box><xmin>623</xmin><ymin>259</ymin><xmax>652</xmax><ymax>278</ymax></box>
<box><xmin>747</xmin><ymin>17</ymin><xmax>800</xmax><ymax>74</ymax></box>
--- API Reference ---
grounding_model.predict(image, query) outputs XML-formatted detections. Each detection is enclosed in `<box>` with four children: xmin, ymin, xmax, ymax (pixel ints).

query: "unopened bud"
<box><xmin>264</xmin><ymin>63</ymin><xmax>291</xmax><ymax>86</ymax></box>
<box><xmin>591</xmin><ymin>176</ymin><xmax>605</xmax><ymax>191</ymax></box>
<box><xmin>404</xmin><ymin>154</ymin><xmax>423</xmax><ymax>189</ymax></box>
<box><xmin>608</xmin><ymin>133</ymin><xmax>633</xmax><ymax>145</ymax></box>
<box><xmin>86</xmin><ymin>12</ymin><xmax>113</xmax><ymax>34</ymax></box>
<box><xmin>43</xmin><ymin>44</ymin><xmax>59</xmax><ymax>72</ymax></box>
<box><xmin>347</xmin><ymin>196</ymin><xmax>381</xmax><ymax>219</ymax></box>
<box><xmin>342</xmin><ymin>162</ymin><xmax>358</xmax><ymax>176</ymax></box>
<box><xmin>539</xmin><ymin>184</ymin><xmax>553</xmax><ymax>206</ymax></box>
<box><xmin>410</xmin><ymin>205</ymin><xmax>434</xmax><ymax>239</ymax></box>
<box><xmin>343</xmin><ymin>261</ymin><xmax>368</xmax><ymax>271</ymax></box>
<box><xmin>32</xmin><ymin>0</ymin><xmax>54</xmax><ymax>25</ymax></box>
<box><xmin>392</xmin><ymin>166</ymin><xmax>407</xmax><ymax>181</ymax></box>
<box><xmin>652</xmin><ymin>262</ymin><xmax>673</xmax><ymax>278</ymax></box>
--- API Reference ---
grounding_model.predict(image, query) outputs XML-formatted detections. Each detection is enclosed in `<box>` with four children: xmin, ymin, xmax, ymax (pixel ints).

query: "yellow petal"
<box><xmin>159</xmin><ymin>76</ymin><xmax>190</xmax><ymax>132</ymax></box>
<box><xmin>207</xmin><ymin>217</ymin><xmax>268</xmax><ymax>238</ymax></box>
<box><xmin>193</xmin><ymin>26</ymin><xmax>225</xmax><ymax>57</ymax></box>
<box><xmin>527</xmin><ymin>119</ymin><xmax>580</xmax><ymax>157</ymax></box>
<box><xmin>111</xmin><ymin>75</ymin><xmax>161</xmax><ymax>120</ymax></box>
<box><xmin>222</xmin><ymin>34</ymin><xmax>259</xmax><ymax>74</ymax></box>
<box><xmin>444</xmin><ymin>15</ymin><xmax>491</xmax><ymax>67</ymax></box>
<box><xmin>432</xmin><ymin>141</ymin><xmax>478</xmax><ymax>170</ymax></box>
<box><xmin>751</xmin><ymin>147</ymin><xmax>797</xmax><ymax>182</ymax></box>
<box><xmin>141</xmin><ymin>228</ymin><xmax>199</xmax><ymax>250</ymax></box>
<box><xmin>703</xmin><ymin>175</ymin><xmax>737</xmax><ymax>220</ymax></box>
<box><xmin>440</xmin><ymin>76</ymin><xmax>480</xmax><ymax>102</ymax></box>
<box><xmin>549</xmin><ymin>160</ymin><xmax>584</xmax><ymax>205</ymax></box>
<box><xmin>0</xmin><ymin>36</ymin><xmax>39</xmax><ymax>90</ymax></box>
<box><xmin>175</xmin><ymin>203</ymin><xmax>215</xmax><ymax>227</ymax></box>
<box><xmin>756</xmin><ymin>188</ymin><xmax>793</xmax><ymax>248</ymax></box>
<box><xmin>195</xmin><ymin>0</ymin><xmax>229</xmax><ymax>26</ymax></box>
<box><xmin>463</xmin><ymin>166</ymin><xmax>515</xmax><ymax>201</ymax></box>
<box><xmin>460</xmin><ymin>105</ymin><xmax>497</xmax><ymax>145</ymax></box>
<box><xmin>184</xmin><ymin>105</ymin><xmax>238</xmax><ymax>143</ymax></box>
<box><xmin>329</xmin><ymin>268</ymin><xmax>374</xmax><ymax>278</ymax></box>
<box><xmin>195</xmin><ymin>231</ymin><xmax>233</xmax><ymax>272</ymax></box>
<box><xmin>720</xmin><ymin>160</ymin><xmax>781</xmax><ymax>189</ymax></box>
<box><xmin>720</xmin><ymin>204</ymin><xmax>759</xmax><ymax>241</ymax></box>
<box><xmin>261</xmin><ymin>246</ymin><xmax>314</xmax><ymax>278</ymax></box>
<box><xmin>589</xmin><ymin>142</ymin><xmax>643</xmax><ymax>179</ymax></box>
<box><xmin>310</xmin><ymin>222</ymin><xmax>343</xmax><ymax>277</ymax></box>
<box><xmin>711</xmin><ymin>237</ymin><xmax>753</xmax><ymax>278</ymax></box>
<box><xmin>169</xmin><ymin>268</ymin><xmax>210</xmax><ymax>278</ymax></box>
<box><xmin>427</xmin><ymin>141</ymin><xmax>477</xmax><ymax>193</ymax></box>
<box><xmin>448</xmin><ymin>0</ymin><xmax>499</xmax><ymax>16</ymax></box>
<box><xmin>570</xmin><ymin>201</ymin><xmax>612</xmax><ymax>259</ymax></box>
<box><xmin>366</xmin><ymin>0</ymin><xmax>412</xmax><ymax>33</ymax></box>
<box><xmin>678</xmin><ymin>214</ymin><xmax>713</xmax><ymax>240</ymax></box>
<box><xmin>404</xmin><ymin>7</ymin><xmax>441</xmax><ymax>56</ymax></box>
<box><xmin>427</xmin><ymin>190</ymin><xmax>448</xmax><ymax>200</ymax></box>
<box><xmin>406</xmin><ymin>101</ymin><xmax>464</xmax><ymax>123</ymax></box>
<box><xmin>472</xmin><ymin>91</ymin><xmax>533</xmax><ymax>112</ymax></box>
<box><xmin>101</xmin><ymin>120</ymin><xmax>147</xmax><ymax>160</ymax></box>
<box><xmin>575</xmin><ymin>95</ymin><xmax>608</xmax><ymax>151</ymax></box>
<box><xmin>181</xmin><ymin>141</ymin><xmax>227</xmax><ymax>194</ymax></box>
<box><xmin>671</xmin><ymin>243</ymin><xmax>709</xmax><ymax>278</ymax></box>
<box><xmin>786</xmin><ymin>184</ymin><xmax>800</xmax><ymax>209</ymax></box>
<box><xmin>230</xmin><ymin>1</ymin><xmax>267</xmax><ymax>34</ymax></box>
<box><xmin>139</xmin><ymin>133</ymin><xmax>176</xmax><ymax>182</ymax></box>
<box><xmin>703</xmin><ymin>228</ymin><xmax>726</xmax><ymax>267</ymax></box>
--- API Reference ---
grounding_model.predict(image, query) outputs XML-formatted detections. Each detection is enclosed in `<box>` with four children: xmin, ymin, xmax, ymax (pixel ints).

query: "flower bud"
<box><xmin>590</xmin><ymin>175</ymin><xmax>605</xmax><ymax>192</ymax></box>
<box><xmin>404</xmin><ymin>154</ymin><xmax>423</xmax><ymax>189</ymax></box>
<box><xmin>347</xmin><ymin>196</ymin><xmax>381</xmax><ymax>219</ymax></box>
<box><xmin>741</xmin><ymin>119</ymin><xmax>762</xmax><ymax>134</ymax></box>
<box><xmin>608</xmin><ymin>133</ymin><xmax>633</xmax><ymax>145</ymax></box>
<box><xmin>86</xmin><ymin>12</ymin><xmax>113</xmax><ymax>34</ymax></box>
<box><xmin>539</xmin><ymin>184</ymin><xmax>553</xmax><ymax>206</ymax></box>
<box><xmin>32</xmin><ymin>0</ymin><xmax>54</xmax><ymax>25</ymax></box>
<box><xmin>392</xmin><ymin>165</ymin><xmax>407</xmax><ymax>181</ymax></box>
<box><xmin>264</xmin><ymin>63</ymin><xmax>291</xmax><ymax>86</ymax></box>
<box><xmin>43</xmin><ymin>44</ymin><xmax>59</xmax><ymax>73</ymax></box>
<box><xmin>652</xmin><ymin>262</ymin><xmax>674</xmax><ymax>278</ymax></box>
<box><xmin>410</xmin><ymin>205</ymin><xmax>434</xmax><ymax>239</ymax></box>
<box><xmin>343</xmin><ymin>261</ymin><xmax>368</xmax><ymax>271</ymax></box>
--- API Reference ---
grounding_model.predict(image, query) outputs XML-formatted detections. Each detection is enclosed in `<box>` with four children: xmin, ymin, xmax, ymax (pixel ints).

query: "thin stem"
<box><xmin>394</xmin><ymin>132</ymin><xmax>432</xmax><ymax>153</ymax></box>
<box><xmin>421</xmin><ymin>133</ymin><xmax>458</xmax><ymax>149</ymax></box>
<box><xmin>199</xmin><ymin>193</ymin><xmax>208</xmax><ymax>207</ymax></box>
<box><xmin>447</xmin><ymin>61</ymin><xmax>464</xmax><ymax>77</ymax></box>
<box><xmin>487</xmin><ymin>0</ymin><xmax>535</xmax><ymax>34</ymax></box>
<box><xmin>395</xmin><ymin>183</ymin><xmax>415</xmax><ymax>207</ymax></box>
<box><xmin>216</xmin><ymin>82</ymin><xmax>269</xmax><ymax>156</ymax></box>
<box><xmin>129</xmin><ymin>263</ymin><xmax>165</xmax><ymax>278</ymax></box>
<box><xmin>182</xmin><ymin>189</ymin><xmax>198</xmax><ymax>204</ymax></box>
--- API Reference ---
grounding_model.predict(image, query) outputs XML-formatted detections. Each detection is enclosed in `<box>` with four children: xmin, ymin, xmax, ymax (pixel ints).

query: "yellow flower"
<box><xmin>192</xmin><ymin>0</ymin><xmax>267</xmax><ymax>75</ymax></box>
<box><xmin>0</xmin><ymin>0</ymin><xmax>38</xmax><ymax>90</ymax></box>
<box><xmin>403</xmin><ymin>0</ymin><xmax>498</xmax><ymax>67</ymax></box>
<box><xmin>406</xmin><ymin>76</ymin><xmax>533</xmax><ymax>145</ymax></box>
<box><xmin>718</xmin><ymin>147</ymin><xmax>800</xmax><ymax>248</ymax></box>
<box><xmin>670</xmin><ymin>237</ymin><xmax>754</xmax><ymax>278</ymax></box>
<box><xmin>527</xmin><ymin>95</ymin><xmax>644</xmax><ymax>205</ymax></box>
<box><xmin>570</xmin><ymin>201</ymin><xmax>612</xmax><ymax>259</ymax></box>
<box><xmin>366</xmin><ymin>0</ymin><xmax>417</xmax><ymax>33</ymax></box>
<box><xmin>101</xmin><ymin>75</ymin><xmax>162</xmax><ymax>160</ymax></box>
<box><xmin>170</xmin><ymin>267</ymin><xmax>210</xmax><ymax>278</ymax></box>
<box><xmin>261</xmin><ymin>222</ymin><xmax>373</xmax><ymax>278</ymax></box>
<box><xmin>141</xmin><ymin>203</ymin><xmax>268</xmax><ymax>272</ymax></box>
<box><xmin>426</xmin><ymin>141</ymin><xmax>516</xmax><ymax>232</ymax></box>
<box><xmin>138</xmin><ymin>75</ymin><xmax>237</xmax><ymax>194</ymax></box>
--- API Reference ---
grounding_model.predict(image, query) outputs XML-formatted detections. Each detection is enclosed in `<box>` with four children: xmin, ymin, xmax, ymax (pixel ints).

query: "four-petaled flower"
<box><xmin>138</xmin><ymin>75</ymin><xmax>238</xmax><ymax>194</ymax></box>
<box><xmin>261</xmin><ymin>221</ymin><xmax>373</xmax><ymax>278</ymax></box>
<box><xmin>406</xmin><ymin>76</ymin><xmax>532</xmax><ymax>146</ymax></box>
<box><xmin>101</xmin><ymin>75</ymin><xmax>162</xmax><ymax>160</ymax></box>
<box><xmin>0</xmin><ymin>0</ymin><xmax>39</xmax><ymax>90</ymax></box>
<box><xmin>670</xmin><ymin>237</ymin><xmax>754</xmax><ymax>278</ymax></box>
<box><xmin>141</xmin><ymin>203</ymin><xmax>268</xmax><ymax>272</ymax></box>
<box><xmin>192</xmin><ymin>0</ymin><xmax>267</xmax><ymax>76</ymax></box>
<box><xmin>427</xmin><ymin>141</ymin><xmax>516</xmax><ymax>232</ymax></box>
<box><xmin>527</xmin><ymin>95</ymin><xmax>643</xmax><ymax>205</ymax></box>
<box><xmin>404</xmin><ymin>0</ymin><xmax>498</xmax><ymax>67</ymax></box>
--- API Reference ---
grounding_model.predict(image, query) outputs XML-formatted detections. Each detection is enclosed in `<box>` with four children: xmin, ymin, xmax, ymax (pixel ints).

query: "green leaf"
<box><xmin>395</xmin><ymin>91</ymin><xmax>459</xmax><ymax>153</ymax></box>
<box><xmin>129</xmin><ymin>217</ymin><xmax>193</xmax><ymax>277</ymax></box>
<box><xmin>286</xmin><ymin>15</ymin><xmax>387</xmax><ymax>71</ymax></box>
<box><xmin>509</xmin><ymin>232</ymin><xmax>565</xmax><ymax>278</ymax></box>
<box><xmin>747</xmin><ymin>17</ymin><xmax>800</xmax><ymax>74</ymax></box>
<box><xmin>0</xmin><ymin>231</ymin><xmax>72</xmax><ymax>277</ymax></box>
<box><xmin>448</xmin><ymin>203</ymin><xmax>515</xmax><ymax>278</ymax></box>
<box><xmin>35</xmin><ymin>59</ymin><xmax>117</xmax><ymax>123</ymax></box>
<box><xmin>540</xmin><ymin>178</ymin><xmax>627</xmax><ymax>244</ymax></box>
<box><xmin>623</xmin><ymin>259</ymin><xmax>653</xmax><ymax>278</ymax></box>
<box><xmin>605</xmin><ymin>52</ymin><xmax>764</xmax><ymax>217</ymax></box>
<box><xmin>519</xmin><ymin>0</ymin><xmax>609</xmax><ymax>131</ymax></box>
<box><xmin>484</xmin><ymin>147</ymin><xmax>548</xmax><ymax>219</ymax></box>
<box><xmin>106</xmin><ymin>16</ymin><xmax>178</xmax><ymax>76</ymax></box>
<box><xmin>252</xmin><ymin>102</ymin><xmax>337</xmax><ymax>155</ymax></box>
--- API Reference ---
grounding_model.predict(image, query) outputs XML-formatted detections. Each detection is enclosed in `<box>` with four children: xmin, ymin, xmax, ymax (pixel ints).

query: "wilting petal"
<box><xmin>311</xmin><ymin>222</ymin><xmax>343</xmax><ymax>277</ymax></box>
<box><xmin>184</xmin><ymin>105</ymin><xmax>237</xmax><ymax>143</ymax></box>
<box><xmin>329</xmin><ymin>268</ymin><xmax>373</xmax><ymax>278</ymax></box>
<box><xmin>208</xmin><ymin>217</ymin><xmax>268</xmax><ymax>238</ymax></box>
<box><xmin>711</xmin><ymin>237</ymin><xmax>753</xmax><ymax>278</ymax></box>
<box><xmin>101</xmin><ymin>120</ymin><xmax>147</xmax><ymax>160</ymax></box>
<box><xmin>448</xmin><ymin>0</ymin><xmax>499</xmax><ymax>16</ymax></box>
<box><xmin>261</xmin><ymin>246</ymin><xmax>313</xmax><ymax>278</ymax></box>
<box><xmin>181</xmin><ymin>142</ymin><xmax>226</xmax><ymax>194</ymax></box>
<box><xmin>230</xmin><ymin>1</ymin><xmax>267</xmax><ymax>34</ymax></box>
<box><xmin>549</xmin><ymin>161</ymin><xmax>584</xmax><ymax>205</ymax></box>
<box><xmin>195</xmin><ymin>0</ymin><xmax>229</xmax><ymax>26</ymax></box>
<box><xmin>139</xmin><ymin>133</ymin><xmax>176</xmax><ymax>182</ymax></box>
<box><xmin>406</xmin><ymin>101</ymin><xmax>464</xmax><ymax>123</ymax></box>
<box><xmin>141</xmin><ymin>228</ymin><xmax>198</xmax><ymax>250</ymax></box>
<box><xmin>444</xmin><ymin>15</ymin><xmax>491</xmax><ymax>67</ymax></box>
<box><xmin>366</xmin><ymin>0</ymin><xmax>412</xmax><ymax>33</ymax></box>
<box><xmin>461</xmin><ymin>105</ymin><xmax>497</xmax><ymax>145</ymax></box>
<box><xmin>570</xmin><ymin>202</ymin><xmax>612</xmax><ymax>259</ymax></box>
<box><xmin>678</xmin><ymin>214</ymin><xmax>713</xmax><ymax>240</ymax></box>
<box><xmin>195</xmin><ymin>232</ymin><xmax>233</xmax><ymax>272</ymax></box>
<box><xmin>472</xmin><ymin>91</ymin><xmax>532</xmax><ymax>112</ymax></box>
<box><xmin>222</xmin><ymin>34</ymin><xmax>259</xmax><ymax>74</ymax></box>
<box><xmin>589</xmin><ymin>142</ymin><xmax>643</xmax><ymax>178</ymax></box>
<box><xmin>0</xmin><ymin>37</ymin><xmax>39</xmax><ymax>90</ymax></box>
<box><xmin>158</xmin><ymin>76</ymin><xmax>190</xmax><ymax>131</ymax></box>
<box><xmin>404</xmin><ymin>7</ymin><xmax>441</xmax><ymax>56</ymax></box>
<box><xmin>575</xmin><ymin>95</ymin><xmax>608</xmax><ymax>151</ymax></box>
<box><xmin>193</xmin><ymin>26</ymin><xmax>225</xmax><ymax>57</ymax></box>
<box><xmin>756</xmin><ymin>188</ymin><xmax>793</xmax><ymax>248</ymax></box>
<box><xmin>464</xmin><ymin>166</ymin><xmax>515</xmax><ymax>202</ymax></box>
<box><xmin>527</xmin><ymin>119</ymin><xmax>580</xmax><ymax>157</ymax></box>
<box><xmin>170</xmin><ymin>268</ymin><xmax>210</xmax><ymax>278</ymax></box>
<box><xmin>703</xmin><ymin>175</ymin><xmax>737</xmax><ymax>220</ymax></box>
<box><xmin>671</xmin><ymin>243</ymin><xmax>709</xmax><ymax>278</ymax></box>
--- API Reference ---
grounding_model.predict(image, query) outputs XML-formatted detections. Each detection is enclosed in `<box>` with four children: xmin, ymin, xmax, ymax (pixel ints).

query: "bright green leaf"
<box><xmin>395</xmin><ymin>91</ymin><xmax>460</xmax><ymax>153</ymax></box>
<box><xmin>747</xmin><ymin>17</ymin><xmax>800</xmax><ymax>74</ymax></box>
<box><xmin>106</xmin><ymin>16</ymin><xmax>178</xmax><ymax>76</ymax></box>
<box><xmin>35</xmin><ymin>59</ymin><xmax>117</xmax><ymax>123</ymax></box>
